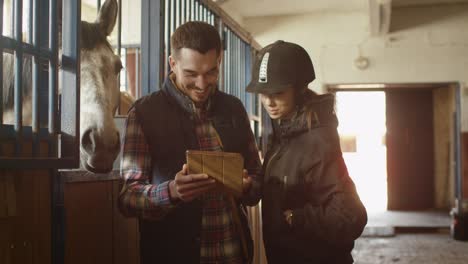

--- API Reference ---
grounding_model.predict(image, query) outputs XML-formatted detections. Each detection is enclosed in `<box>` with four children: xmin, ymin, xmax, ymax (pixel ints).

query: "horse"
<box><xmin>2</xmin><ymin>0</ymin><xmax>123</xmax><ymax>174</ymax></box>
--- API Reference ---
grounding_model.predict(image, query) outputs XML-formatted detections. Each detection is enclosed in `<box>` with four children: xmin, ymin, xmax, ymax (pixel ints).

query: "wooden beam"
<box><xmin>393</xmin><ymin>0</ymin><xmax>468</xmax><ymax>8</ymax></box>
<box><xmin>201</xmin><ymin>0</ymin><xmax>262</xmax><ymax>50</ymax></box>
<box><xmin>369</xmin><ymin>0</ymin><xmax>392</xmax><ymax>36</ymax></box>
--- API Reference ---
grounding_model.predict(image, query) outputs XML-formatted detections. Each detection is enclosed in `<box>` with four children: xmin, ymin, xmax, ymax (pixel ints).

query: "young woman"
<box><xmin>244</xmin><ymin>40</ymin><xmax>368</xmax><ymax>264</ymax></box>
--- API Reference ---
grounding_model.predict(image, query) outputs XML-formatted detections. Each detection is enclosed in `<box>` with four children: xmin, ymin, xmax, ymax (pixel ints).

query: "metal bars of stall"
<box><xmin>31</xmin><ymin>0</ymin><xmax>40</xmax><ymax>155</ymax></box>
<box><xmin>222</xmin><ymin>26</ymin><xmax>260</xmax><ymax>139</ymax></box>
<box><xmin>119</xmin><ymin>47</ymin><xmax>127</xmax><ymax>91</ymax></box>
<box><xmin>48</xmin><ymin>0</ymin><xmax>59</xmax><ymax>155</ymax></box>
<box><xmin>13</xmin><ymin>0</ymin><xmax>23</xmax><ymax>155</ymax></box>
<box><xmin>222</xmin><ymin>27</ymin><xmax>252</xmax><ymax>110</ymax></box>
<box><xmin>116</xmin><ymin>44</ymin><xmax>142</xmax><ymax>98</ymax></box>
<box><xmin>0</xmin><ymin>0</ymin><xmax>81</xmax><ymax>168</ymax></box>
<box><xmin>0</xmin><ymin>4</ymin><xmax>3</xmax><ymax>143</ymax></box>
<box><xmin>59</xmin><ymin>0</ymin><xmax>81</xmax><ymax>166</ymax></box>
<box><xmin>117</xmin><ymin>0</ymin><xmax>122</xmax><ymax>57</ymax></box>
<box><xmin>141</xmin><ymin>0</ymin><xmax>164</xmax><ymax>96</ymax></box>
<box><xmin>134</xmin><ymin>46</ymin><xmax>140</xmax><ymax>98</ymax></box>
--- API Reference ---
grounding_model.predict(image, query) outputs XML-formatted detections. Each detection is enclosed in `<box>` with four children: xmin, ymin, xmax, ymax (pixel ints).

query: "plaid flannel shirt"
<box><xmin>119</xmin><ymin>87</ymin><xmax>261</xmax><ymax>263</ymax></box>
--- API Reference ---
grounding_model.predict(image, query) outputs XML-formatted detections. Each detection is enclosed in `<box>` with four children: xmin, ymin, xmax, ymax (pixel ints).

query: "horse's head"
<box><xmin>79</xmin><ymin>0</ymin><xmax>122</xmax><ymax>173</ymax></box>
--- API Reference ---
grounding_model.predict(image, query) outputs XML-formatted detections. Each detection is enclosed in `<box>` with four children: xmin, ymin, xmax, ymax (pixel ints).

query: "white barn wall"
<box><xmin>241</xmin><ymin>4</ymin><xmax>468</xmax><ymax>131</ymax></box>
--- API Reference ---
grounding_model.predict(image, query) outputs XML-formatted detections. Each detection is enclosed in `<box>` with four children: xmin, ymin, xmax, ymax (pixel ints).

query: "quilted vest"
<box><xmin>132</xmin><ymin>77</ymin><xmax>252</xmax><ymax>264</ymax></box>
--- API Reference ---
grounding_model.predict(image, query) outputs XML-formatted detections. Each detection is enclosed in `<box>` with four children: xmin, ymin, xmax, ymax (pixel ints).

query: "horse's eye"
<box><xmin>115</xmin><ymin>60</ymin><xmax>123</xmax><ymax>74</ymax></box>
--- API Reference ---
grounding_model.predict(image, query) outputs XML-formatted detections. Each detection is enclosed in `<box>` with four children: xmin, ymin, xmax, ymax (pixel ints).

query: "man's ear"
<box><xmin>217</xmin><ymin>51</ymin><xmax>223</xmax><ymax>66</ymax></box>
<box><xmin>169</xmin><ymin>55</ymin><xmax>176</xmax><ymax>72</ymax></box>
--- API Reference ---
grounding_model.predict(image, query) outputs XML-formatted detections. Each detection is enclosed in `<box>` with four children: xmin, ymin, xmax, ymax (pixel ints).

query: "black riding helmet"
<box><xmin>246</xmin><ymin>40</ymin><xmax>315</xmax><ymax>94</ymax></box>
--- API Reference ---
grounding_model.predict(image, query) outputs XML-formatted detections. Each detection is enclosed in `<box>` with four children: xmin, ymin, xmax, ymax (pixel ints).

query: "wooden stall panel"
<box><xmin>462</xmin><ymin>133</ymin><xmax>468</xmax><ymax>199</ymax></box>
<box><xmin>65</xmin><ymin>181</ymin><xmax>113</xmax><ymax>264</ymax></box>
<box><xmin>112</xmin><ymin>180</ymin><xmax>139</xmax><ymax>264</ymax></box>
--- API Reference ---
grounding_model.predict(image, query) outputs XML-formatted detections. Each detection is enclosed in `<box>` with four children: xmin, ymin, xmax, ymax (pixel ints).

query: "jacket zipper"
<box><xmin>283</xmin><ymin>175</ymin><xmax>288</xmax><ymax>205</ymax></box>
<box><xmin>265</xmin><ymin>144</ymin><xmax>289</xmax><ymax>217</ymax></box>
<box><xmin>265</xmin><ymin>145</ymin><xmax>281</xmax><ymax>180</ymax></box>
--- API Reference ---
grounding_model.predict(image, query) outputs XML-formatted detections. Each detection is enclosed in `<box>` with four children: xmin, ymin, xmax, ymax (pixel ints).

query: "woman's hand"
<box><xmin>242</xmin><ymin>169</ymin><xmax>253</xmax><ymax>193</ymax></box>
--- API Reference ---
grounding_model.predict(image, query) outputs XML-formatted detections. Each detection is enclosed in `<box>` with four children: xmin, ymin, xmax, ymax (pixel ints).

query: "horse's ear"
<box><xmin>96</xmin><ymin>0</ymin><xmax>118</xmax><ymax>36</ymax></box>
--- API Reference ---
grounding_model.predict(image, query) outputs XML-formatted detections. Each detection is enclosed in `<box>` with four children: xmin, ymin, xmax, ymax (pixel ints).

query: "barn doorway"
<box><xmin>335</xmin><ymin>91</ymin><xmax>388</xmax><ymax>212</ymax></box>
<box><xmin>333</xmin><ymin>83</ymin><xmax>458</xmax><ymax>215</ymax></box>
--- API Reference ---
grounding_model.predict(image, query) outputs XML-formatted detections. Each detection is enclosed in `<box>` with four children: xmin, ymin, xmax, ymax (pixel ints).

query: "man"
<box><xmin>118</xmin><ymin>21</ymin><xmax>261</xmax><ymax>264</ymax></box>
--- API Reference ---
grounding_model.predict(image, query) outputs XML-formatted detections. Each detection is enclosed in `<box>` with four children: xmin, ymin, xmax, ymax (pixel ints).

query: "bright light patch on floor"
<box><xmin>335</xmin><ymin>91</ymin><xmax>387</xmax><ymax>213</ymax></box>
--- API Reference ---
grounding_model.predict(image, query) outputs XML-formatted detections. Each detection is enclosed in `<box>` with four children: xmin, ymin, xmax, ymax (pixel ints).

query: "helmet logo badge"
<box><xmin>258</xmin><ymin>52</ymin><xmax>270</xmax><ymax>83</ymax></box>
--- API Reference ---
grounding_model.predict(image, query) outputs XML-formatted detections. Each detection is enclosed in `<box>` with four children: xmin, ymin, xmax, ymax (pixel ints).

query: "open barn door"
<box><xmin>386</xmin><ymin>89</ymin><xmax>435</xmax><ymax>210</ymax></box>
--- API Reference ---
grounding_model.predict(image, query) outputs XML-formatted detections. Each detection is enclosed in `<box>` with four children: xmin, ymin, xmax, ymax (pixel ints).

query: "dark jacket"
<box><xmin>132</xmin><ymin>77</ymin><xmax>254</xmax><ymax>264</ymax></box>
<box><xmin>250</xmin><ymin>93</ymin><xmax>367</xmax><ymax>264</ymax></box>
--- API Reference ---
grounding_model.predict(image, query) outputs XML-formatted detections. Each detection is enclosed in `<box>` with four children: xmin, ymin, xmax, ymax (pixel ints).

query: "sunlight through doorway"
<box><xmin>335</xmin><ymin>91</ymin><xmax>387</xmax><ymax>212</ymax></box>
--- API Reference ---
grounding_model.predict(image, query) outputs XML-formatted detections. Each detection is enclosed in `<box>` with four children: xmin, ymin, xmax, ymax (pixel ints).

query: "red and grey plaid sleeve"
<box><xmin>118</xmin><ymin>109</ymin><xmax>177</xmax><ymax>219</ymax></box>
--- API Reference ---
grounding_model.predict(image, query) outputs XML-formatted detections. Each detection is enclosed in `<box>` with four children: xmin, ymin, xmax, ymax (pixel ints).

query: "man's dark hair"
<box><xmin>171</xmin><ymin>21</ymin><xmax>222</xmax><ymax>57</ymax></box>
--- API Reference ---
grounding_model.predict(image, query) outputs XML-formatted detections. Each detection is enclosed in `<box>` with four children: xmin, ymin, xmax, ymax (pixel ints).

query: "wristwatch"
<box><xmin>285</xmin><ymin>210</ymin><xmax>293</xmax><ymax>226</ymax></box>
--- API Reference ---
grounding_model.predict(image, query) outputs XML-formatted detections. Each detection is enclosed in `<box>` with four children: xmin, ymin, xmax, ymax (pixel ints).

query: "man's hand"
<box><xmin>242</xmin><ymin>169</ymin><xmax>253</xmax><ymax>193</ymax></box>
<box><xmin>169</xmin><ymin>164</ymin><xmax>216</xmax><ymax>202</ymax></box>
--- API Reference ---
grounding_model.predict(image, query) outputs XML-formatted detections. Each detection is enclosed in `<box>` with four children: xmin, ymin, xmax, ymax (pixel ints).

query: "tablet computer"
<box><xmin>186</xmin><ymin>150</ymin><xmax>244</xmax><ymax>196</ymax></box>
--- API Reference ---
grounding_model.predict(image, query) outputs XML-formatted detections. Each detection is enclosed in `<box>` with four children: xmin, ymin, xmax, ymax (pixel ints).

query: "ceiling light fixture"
<box><xmin>354</xmin><ymin>42</ymin><xmax>370</xmax><ymax>70</ymax></box>
<box><xmin>354</xmin><ymin>56</ymin><xmax>370</xmax><ymax>70</ymax></box>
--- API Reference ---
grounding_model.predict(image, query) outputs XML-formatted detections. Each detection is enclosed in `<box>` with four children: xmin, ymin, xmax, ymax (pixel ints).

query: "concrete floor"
<box><xmin>353</xmin><ymin>210</ymin><xmax>468</xmax><ymax>264</ymax></box>
<box><xmin>362</xmin><ymin>210</ymin><xmax>451</xmax><ymax>236</ymax></box>
<box><xmin>367</xmin><ymin>210</ymin><xmax>451</xmax><ymax>228</ymax></box>
<box><xmin>352</xmin><ymin>232</ymin><xmax>468</xmax><ymax>264</ymax></box>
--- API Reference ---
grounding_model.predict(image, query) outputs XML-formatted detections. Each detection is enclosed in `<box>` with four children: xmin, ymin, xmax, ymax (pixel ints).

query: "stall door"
<box><xmin>386</xmin><ymin>89</ymin><xmax>434</xmax><ymax>210</ymax></box>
